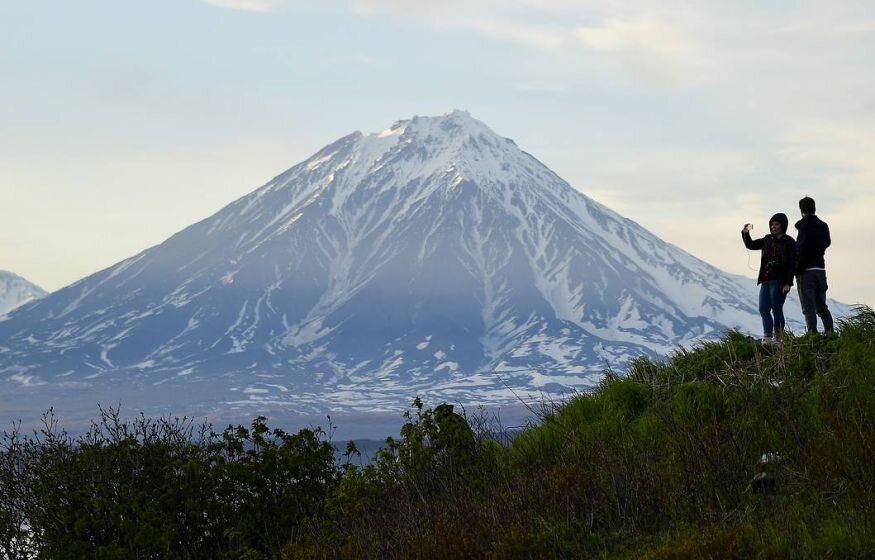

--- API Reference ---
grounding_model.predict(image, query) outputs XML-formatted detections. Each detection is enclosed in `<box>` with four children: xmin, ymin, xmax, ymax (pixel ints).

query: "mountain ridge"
<box><xmin>0</xmin><ymin>111</ymin><xmax>851</xmax><ymax>422</ymax></box>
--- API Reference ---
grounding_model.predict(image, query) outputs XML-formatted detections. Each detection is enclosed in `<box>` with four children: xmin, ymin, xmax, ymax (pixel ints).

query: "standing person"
<box><xmin>742</xmin><ymin>213</ymin><xmax>797</xmax><ymax>343</ymax></box>
<box><xmin>794</xmin><ymin>197</ymin><xmax>834</xmax><ymax>334</ymax></box>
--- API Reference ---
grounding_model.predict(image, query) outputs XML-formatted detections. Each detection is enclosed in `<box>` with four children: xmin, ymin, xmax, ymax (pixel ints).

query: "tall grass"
<box><xmin>309</xmin><ymin>307</ymin><xmax>875</xmax><ymax>559</ymax></box>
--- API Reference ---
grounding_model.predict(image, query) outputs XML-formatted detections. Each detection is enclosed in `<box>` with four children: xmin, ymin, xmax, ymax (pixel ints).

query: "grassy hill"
<box><xmin>2</xmin><ymin>308</ymin><xmax>873</xmax><ymax>559</ymax></box>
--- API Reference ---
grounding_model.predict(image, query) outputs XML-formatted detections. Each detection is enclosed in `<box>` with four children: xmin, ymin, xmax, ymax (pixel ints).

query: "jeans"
<box><xmin>796</xmin><ymin>270</ymin><xmax>834</xmax><ymax>333</ymax></box>
<box><xmin>758</xmin><ymin>280</ymin><xmax>787</xmax><ymax>337</ymax></box>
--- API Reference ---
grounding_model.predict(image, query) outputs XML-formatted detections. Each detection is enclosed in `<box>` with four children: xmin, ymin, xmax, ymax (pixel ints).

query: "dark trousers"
<box><xmin>796</xmin><ymin>270</ymin><xmax>834</xmax><ymax>333</ymax></box>
<box><xmin>758</xmin><ymin>280</ymin><xmax>787</xmax><ymax>337</ymax></box>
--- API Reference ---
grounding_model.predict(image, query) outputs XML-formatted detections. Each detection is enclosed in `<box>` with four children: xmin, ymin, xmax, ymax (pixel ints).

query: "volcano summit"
<box><xmin>0</xmin><ymin>111</ymin><xmax>843</xmax><ymax>423</ymax></box>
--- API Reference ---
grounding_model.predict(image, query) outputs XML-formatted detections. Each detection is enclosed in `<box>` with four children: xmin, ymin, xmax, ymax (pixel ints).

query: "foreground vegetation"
<box><xmin>2</xmin><ymin>308</ymin><xmax>874</xmax><ymax>559</ymax></box>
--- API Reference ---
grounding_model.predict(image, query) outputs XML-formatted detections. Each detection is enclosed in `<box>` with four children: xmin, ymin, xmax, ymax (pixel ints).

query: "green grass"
<box><xmin>318</xmin><ymin>307</ymin><xmax>875</xmax><ymax>558</ymax></box>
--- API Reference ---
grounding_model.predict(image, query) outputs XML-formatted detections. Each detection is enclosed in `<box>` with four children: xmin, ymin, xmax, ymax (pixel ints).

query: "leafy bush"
<box><xmin>1</xmin><ymin>410</ymin><xmax>336</xmax><ymax>559</ymax></box>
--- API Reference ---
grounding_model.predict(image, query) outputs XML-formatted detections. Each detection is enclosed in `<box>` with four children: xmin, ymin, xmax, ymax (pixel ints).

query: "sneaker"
<box><xmin>761</xmin><ymin>336</ymin><xmax>776</xmax><ymax>345</ymax></box>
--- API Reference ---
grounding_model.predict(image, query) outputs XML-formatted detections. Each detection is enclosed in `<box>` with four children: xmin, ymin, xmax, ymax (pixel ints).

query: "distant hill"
<box><xmin>0</xmin><ymin>270</ymin><xmax>47</xmax><ymax>316</ymax></box>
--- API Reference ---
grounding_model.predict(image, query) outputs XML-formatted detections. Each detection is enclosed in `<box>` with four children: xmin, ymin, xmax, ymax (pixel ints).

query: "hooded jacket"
<box><xmin>794</xmin><ymin>214</ymin><xmax>831</xmax><ymax>274</ymax></box>
<box><xmin>742</xmin><ymin>214</ymin><xmax>797</xmax><ymax>286</ymax></box>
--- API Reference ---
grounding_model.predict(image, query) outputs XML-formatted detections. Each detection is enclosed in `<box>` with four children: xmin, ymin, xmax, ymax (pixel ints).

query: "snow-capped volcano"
<box><xmin>0</xmin><ymin>111</ymin><xmax>848</xmax><ymax>421</ymax></box>
<box><xmin>0</xmin><ymin>271</ymin><xmax>47</xmax><ymax>316</ymax></box>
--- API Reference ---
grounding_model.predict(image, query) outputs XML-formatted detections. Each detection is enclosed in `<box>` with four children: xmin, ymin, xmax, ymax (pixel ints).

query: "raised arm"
<box><xmin>742</xmin><ymin>229</ymin><xmax>763</xmax><ymax>250</ymax></box>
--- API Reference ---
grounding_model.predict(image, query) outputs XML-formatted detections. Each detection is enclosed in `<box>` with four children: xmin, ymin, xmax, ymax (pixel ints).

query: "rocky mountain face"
<box><xmin>0</xmin><ymin>111</ymin><xmax>847</xmax><ymax>423</ymax></box>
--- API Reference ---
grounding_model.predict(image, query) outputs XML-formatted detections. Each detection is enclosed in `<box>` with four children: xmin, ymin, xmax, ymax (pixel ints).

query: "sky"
<box><xmin>2</xmin><ymin>0</ymin><xmax>873</xmax><ymax>307</ymax></box>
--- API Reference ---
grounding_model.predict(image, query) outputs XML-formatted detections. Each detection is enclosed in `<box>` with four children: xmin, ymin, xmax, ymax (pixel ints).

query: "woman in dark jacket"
<box><xmin>742</xmin><ymin>213</ymin><xmax>798</xmax><ymax>342</ymax></box>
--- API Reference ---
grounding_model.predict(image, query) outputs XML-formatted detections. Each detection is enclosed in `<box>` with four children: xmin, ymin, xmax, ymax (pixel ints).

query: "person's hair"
<box><xmin>799</xmin><ymin>196</ymin><xmax>816</xmax><ymax>214</ymax></box>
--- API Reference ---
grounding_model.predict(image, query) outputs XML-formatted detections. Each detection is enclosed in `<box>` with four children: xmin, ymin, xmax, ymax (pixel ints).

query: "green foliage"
<box><xmin>212</xmin><ymin>416</ymin><xmax>337</xmax><ymax>557</ymax></box>
<box><xmin>3</xmin><ymin>307</ymin><xmax>874</xmax><ymax>558</ymax></box>
<box><xmin>320</xmin><ymin>398</ymin><xmax>494</xmax><ymax>558</ymax></box>
<box><xmin>643</xmin><ymin>523</ymin><xmax>772</xmax><ymax>560</ymax></box>
<box><xmin>323</xmin><ymin>307</ymin><xmax>875</xmax><ymax>558</ymax></box>
<box><xmin>1</xmin><ymin>410</ymin><xmax>336</xmax><ymax>559</ymax></box>
<box><xmin>0</xmin><ymin>424</ymin><xmax>35</xmax><ymax>560</ymax></box>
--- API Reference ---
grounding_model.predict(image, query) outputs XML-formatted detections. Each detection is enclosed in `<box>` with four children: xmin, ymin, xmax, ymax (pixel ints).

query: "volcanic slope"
<box><xmin>0</xmin><ymin>111</ymin><xmax>845</xmax><ymax>418</ymax></box>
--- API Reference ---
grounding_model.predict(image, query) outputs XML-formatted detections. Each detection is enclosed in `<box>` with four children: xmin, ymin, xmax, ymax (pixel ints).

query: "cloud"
<box><xmin>453</xmin><ymin>19</ymin><xmax>572</xmax><ymax>51</ymax></box>
<box><xmin>577</xmin><ymin>18</ymin><xmax>690</xmax><ymax>55</ymax></box>
<box><xmin>585</xmin><ymin>148</ymin><xmax>762</xmax><ymax>208</ymax></box>
<box><xmin>348</xmin><ymin>53</ymin><xmax>381</xmax><ymax>66</ymax></box>
<box><xmin>778</xmin><ymin>119</ymin><xmax>875</xmax><ymax>197</ymax></box>
<box><xmin>576</xmin><ymin>18</ymin><xmax>702</xmax><ymax>87</ymax></box>
<box><xmin>200</xmin><ymin>0</ymin><xmax>286</xmax><ymax>12</ymax></box>
<box><xmin>346</xmin><ymin>2</ymin><xmax>708</xmax><ymax>87</ymax></box>
<box><xmin>515</xmin><ymin>82</ymin><xmax>571</xmax><ymax>95</ymax></box>
<box><xmin>821</xmin><ymin>193</ymin><xmax>875</xmax><ymax>306</ymax></box>
<box><xmin>349</xmin><ymin>0</ymin><xmax>575</xmax><ymax>51</ymax></box>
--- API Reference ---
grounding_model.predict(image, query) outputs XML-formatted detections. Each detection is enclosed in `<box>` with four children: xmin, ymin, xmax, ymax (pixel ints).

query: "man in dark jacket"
<box><xmin>742</xmin><ymin>213</ymin><xmax>797</xmax><ymax>342</ymax></box>
<box><xmin>794</xmin><ymin>197</ymin><xmax>834</xmax><ymax>334</ymax></box>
